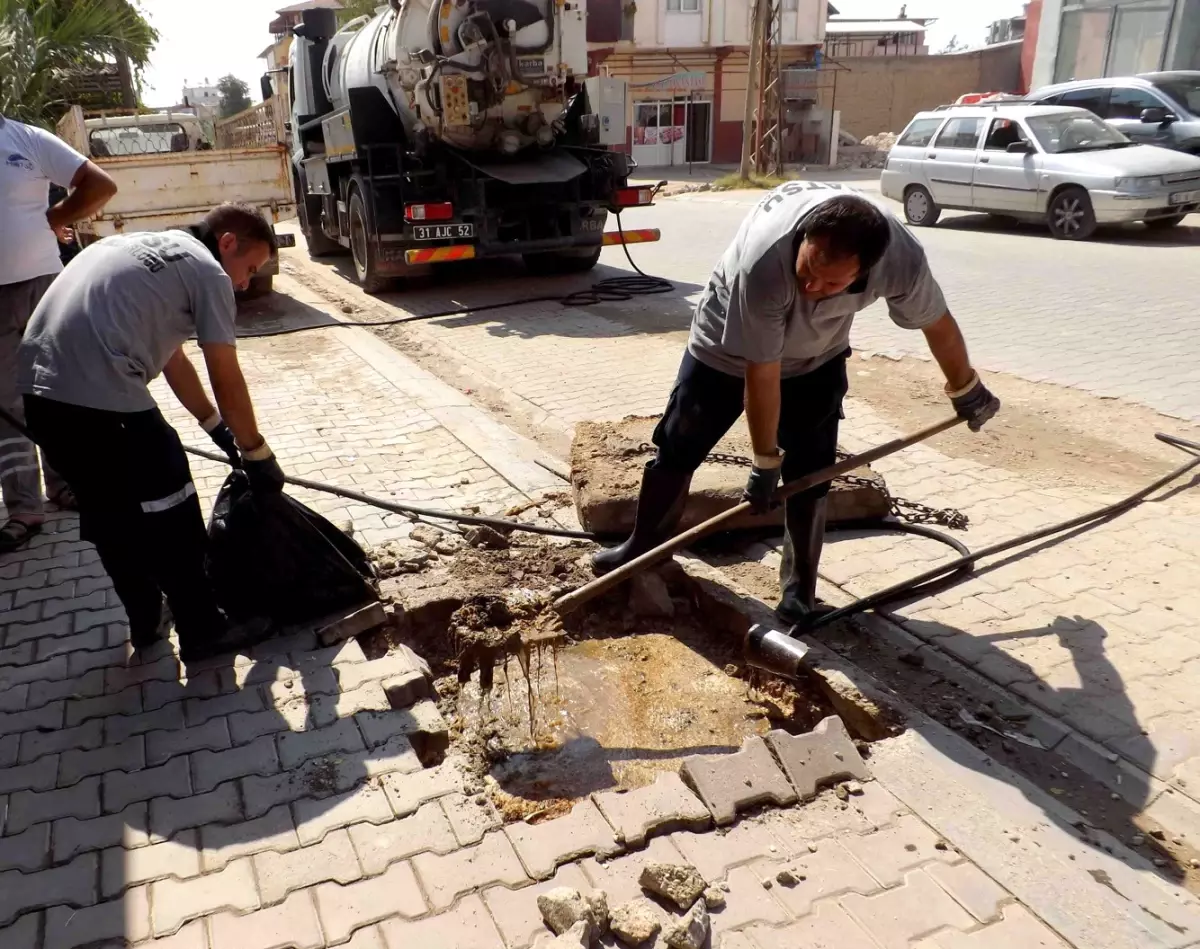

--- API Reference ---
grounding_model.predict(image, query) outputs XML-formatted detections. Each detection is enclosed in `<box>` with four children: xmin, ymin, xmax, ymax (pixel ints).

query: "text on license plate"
<box><xmin>275</xmin><ymin>233</ymin><xmax>296</xmax><ymax>248</ymax></box>
<box><xmin>1169</xmin><ymin>189</ymin><xmax>1199</xmax><ymax>205</ymax></box>
<box><xmin>412</xmin><ymin>223</ymin><xmax>475</xmax><ymax>241</ymax></box>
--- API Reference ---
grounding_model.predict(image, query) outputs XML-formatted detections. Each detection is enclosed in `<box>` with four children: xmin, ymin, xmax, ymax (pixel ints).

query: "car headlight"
<box><xmin>1114</xmin><ymin>176</ymin><xmax>1164</xmax><ymax>192</ymax></box>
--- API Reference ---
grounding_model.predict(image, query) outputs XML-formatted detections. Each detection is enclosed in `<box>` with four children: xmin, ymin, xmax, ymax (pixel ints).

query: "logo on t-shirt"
<box><xmin>5</xmin><ymin>152</ymin><xmax>34</xmax><ymax>171</ymax></box>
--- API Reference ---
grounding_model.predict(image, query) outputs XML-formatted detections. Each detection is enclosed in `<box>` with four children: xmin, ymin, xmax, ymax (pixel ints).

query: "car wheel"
<box><xmin>903</xmin><ymin>186</ymin><xmax>941</xmax><ymax>226</ymax></box>
<box><xmin>1145</xmin><ymin>214</ymin><xmax>1186</xmax><ymax>230</ymax></box>
<box><xmin>1047</xmin><ymin>187</ymin><xmax>1097</xmax><ymax>240</ymax></box>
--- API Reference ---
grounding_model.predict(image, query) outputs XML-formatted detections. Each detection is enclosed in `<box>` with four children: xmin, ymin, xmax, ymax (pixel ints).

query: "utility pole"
<box><xmin>738</xmin><ymin>0</ymin><xmax>766</xmax><ymax>180</ymax></box>
<box><xmin>752</xmin><ymin>0</ymin><xmax>783</xmax><ymax>176</ymax></box>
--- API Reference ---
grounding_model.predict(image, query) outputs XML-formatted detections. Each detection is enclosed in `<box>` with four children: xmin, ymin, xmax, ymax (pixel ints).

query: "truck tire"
<box><xmin>295</xmin><ymin>170</ymin><xmax>341</xmax><ymax>258</ymax></box>
<box><xmin>523</xmin><ymin>247</ymin><xmax>602</xmax><ymax>276</ymax></box>
<box><xmin>348</xmin><ymin>185</ymin><xmax>389</xmax><ymax>294</ymax></box>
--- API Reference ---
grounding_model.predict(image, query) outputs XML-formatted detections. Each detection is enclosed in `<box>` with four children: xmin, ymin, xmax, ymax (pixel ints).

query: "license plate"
<box><xmin>517</xmin><ymin>57</ymin><xmax>545</xmax><ymax>72</ymax></box>
<box><xmin>412</xmin><ymin>223</ymin><xmax>475</xmax><ymax>241</ymax></box>
<box><xmin>275</xmin><ymin>232</ymin><xmax>296</xmax><ymax>248</ymax></box>
<box><xmin>1169</xmin><ymin>189</ymin><xmax>1199</xmax><ymax>205</ymax></box>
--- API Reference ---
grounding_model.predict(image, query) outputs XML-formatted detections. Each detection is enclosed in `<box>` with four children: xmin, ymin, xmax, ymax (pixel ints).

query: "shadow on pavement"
<box><xmin>930</xmin><ymin>211</ymin><xmax>1200</xmax><ymax>248</ymax></box>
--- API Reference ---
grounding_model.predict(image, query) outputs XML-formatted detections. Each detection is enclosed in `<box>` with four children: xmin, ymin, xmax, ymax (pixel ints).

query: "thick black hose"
<box><xmin>234</xmin><ymin>211</ymin><xmax>673</xmax><ymax>339</ymax></box>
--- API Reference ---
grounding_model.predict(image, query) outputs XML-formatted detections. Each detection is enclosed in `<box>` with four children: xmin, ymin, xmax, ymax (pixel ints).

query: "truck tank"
<box><xmin>325</xmin><ymin>0</ymin><xmax>588</xmax><ymax>154</ymax></box>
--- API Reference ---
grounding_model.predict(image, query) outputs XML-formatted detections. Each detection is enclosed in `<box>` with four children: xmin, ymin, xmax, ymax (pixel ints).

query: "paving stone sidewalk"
<box><xmin>303</xmin><ymin>256</ymin><xmax>1200</xmax><ymax>827</ymax></box>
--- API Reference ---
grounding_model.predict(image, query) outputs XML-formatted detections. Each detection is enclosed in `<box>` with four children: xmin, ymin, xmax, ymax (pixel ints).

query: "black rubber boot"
<box><xmin>591</xmin><ymin>461</ymin><xmax>691</xmax><ymax>574</ymax></box>
<box><xmin>776</xmin><ymin>494</ymin><xmax>832</xmax><ymax>628</ymax></box>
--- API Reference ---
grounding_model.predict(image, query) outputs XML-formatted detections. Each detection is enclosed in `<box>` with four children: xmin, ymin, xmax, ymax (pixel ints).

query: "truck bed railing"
<box><xmin>215</xmin><ymin>98</ymin><xmax>286</xmax><ymax>149</ymax></box>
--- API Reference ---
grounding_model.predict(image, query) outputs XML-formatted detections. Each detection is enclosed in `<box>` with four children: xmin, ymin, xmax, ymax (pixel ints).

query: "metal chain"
<box><xmin>633</xmin><ymin>442</ymin><xmax>970</xmax><ymax>530</ymax></box>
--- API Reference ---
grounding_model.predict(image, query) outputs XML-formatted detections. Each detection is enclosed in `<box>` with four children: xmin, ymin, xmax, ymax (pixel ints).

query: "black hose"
<box><xmin>810</xmin><ymin>435</ymin><xmax>1200</xmax><ymax>630</ymax></box>
<box><xmin>234</xmin><ymin>211</ymin><xmax>673</xmax><ymax>339</ymax></box>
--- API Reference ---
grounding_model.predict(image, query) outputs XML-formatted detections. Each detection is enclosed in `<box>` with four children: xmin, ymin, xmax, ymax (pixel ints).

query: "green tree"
<box><xmin>0</xmin><ymin>0</ymin><xmax>158</xmax><ymax>127</ymax></box>
<box><xmin>217</xmin><ymin>73</ymin><xmax>251</xmax><ymax>118</ymax></box>
<box><xmin>337</xmin><ymin>0</ymin><xmax>385</xmax><ymax>24</ymax></box>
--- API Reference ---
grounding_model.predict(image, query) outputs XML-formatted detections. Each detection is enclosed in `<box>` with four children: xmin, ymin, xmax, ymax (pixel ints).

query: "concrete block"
<box><xmin>504</xmin><ymin>797</ymin><xmax>622</xmax><ymax>880</ymax></box>
<box><xmin>317</xmin><ymin>600</ymin><xmax>387</xmax><ymax>646</ymax></box>
<box><xmin>680</xmin><ymin>736</ymin><xmax>798</xmax><ymax>826</ymax></box>
<box><xmin>764</xmin><ymin>717</ymin><xmax>870</xmax><ymax>800</ymax></box>
<box><xmin>592</xmin><ymin>772</ymin><xmax>711</xmax><ymax>847</ymax></box>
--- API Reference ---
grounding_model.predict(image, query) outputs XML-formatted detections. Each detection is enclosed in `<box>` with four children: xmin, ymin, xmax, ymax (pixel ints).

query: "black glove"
<box><xmin>208</xmin><ymin>421</ymin><xmax>241</xmax><ymax>467</ymax></box>
<box><xmin>743</xmin><ymin>460</ymin><xmax>783</xmax><ymax>515</ymax></box>
<box><xmin>949</xmin><ymin>375</ymin><xmax>1000</xmax><ymax>432</ymax></box>
<box><xmin>242</xmin><ymin>444</ymin><xmax>285</xmax><ymax>493</ymax></box>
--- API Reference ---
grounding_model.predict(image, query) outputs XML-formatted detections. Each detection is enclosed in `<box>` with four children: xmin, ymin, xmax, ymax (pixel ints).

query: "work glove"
<box><xmin>201</xmin><ymin>415</ymin><xmax>241</xmax><ymax>468</ymax></box>
<box><xmin>948</xmin><ymin>373</ymin><xmax>1000</xmax><ymax>432</ymax></box>
<box><xmin>241</xmin><ymin>440</ymin><xmax>285</xmax><ymax>493</ymax></box>
<box><xmin>743</xmin><ymin>451</ymin><xmax>783</xmax><ymax>515</ymax></box>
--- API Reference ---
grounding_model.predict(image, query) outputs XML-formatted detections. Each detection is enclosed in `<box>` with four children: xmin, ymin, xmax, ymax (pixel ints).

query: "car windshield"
<box><xmin>1025</xmin><ymin>113</ymin><xmax>1133</xmax><ymax>153</ymax></box>
<box><xmin>1152</xmin><ymin>76</ymin><xmax>1200</xmax><ymax>116</ymax></box>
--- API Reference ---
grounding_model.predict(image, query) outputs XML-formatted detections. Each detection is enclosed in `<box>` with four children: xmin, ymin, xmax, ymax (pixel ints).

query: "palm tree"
<box><xmin>0</xmin><ymin>0</ymin><xmax>158</xmax><ymax>127</ymax></box>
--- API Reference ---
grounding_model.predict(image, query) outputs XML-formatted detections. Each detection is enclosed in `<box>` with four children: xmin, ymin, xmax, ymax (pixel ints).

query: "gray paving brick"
<box><xmin>269</xmin><ymin>665</ymin><xmax>339</xmax><ymax>704</ymax></box>
<box><xmin>0</xmin><ymin>910</ymin><xmax>39</xmax><ymax>949</ymax></box>
<box><xmin>53</xmin><ymin>802</ymin><xmax>151</xmax><ymax>863</ymax></box>
<box><xmin>200</xmin><ymin>803</ymin><xmax>300</xmax><ymax>871</ymax></box>
<box><xmin>680</xmin><ymin>736</ymin><xmax>799</xmax><ymax>826</ymax></box>
<box><xmin>149</xmin><ymin>783</ymin><xmax>243</xmax><ymax>841</ymax></box>
<box><xmin>0</xmin><ymin>853</ymin><xmax>97</xmax><ymax>928</ymax></box>
<box><xmin>0</xmin><ymin>642</ymin><xmax>34</xmax><ymax>667</ymax></box>
<box><xmin>229</xmin><ymin>694</ymin><xmax>337</xmax><ymax>744</ymax></box>
<box><xmin>104</xmin><ymin>701</ymin><xmax>186</xmax><ymax>744</ymax></box>
<box><xmin>18</xmin><ymin>720</ymin><xmax>103</xmax><ymax>765</ymax></box>
<box><xmin>67</xmin><ymin>644</ymin><xmax>130</xmax><ymax>677</ymax></box>
<box><xmin>0</xmin><ymin>754</ymin><xmax>59</xmax><ymax>795</ymax></box>
<box><xmin>278</xmin><ymin>717</ymin><xmax>365</xmax><ymax>770</ymax></box>
<box><xmin>0</xmin><ymin>700</ymin><xmax>64</xmax><ymax>738</ymax></box>
<box><xmin>65</xmin><ymin>687</ymin><xmax>141</xmax><ymax>727</ymax></box>
<box><xmin>34</xmin><ymin>626</ymin><xmax>107</xmax><ymax>660</ymax></box>
<box><xmin>764</xmin><ymin>717</ymin><xmax>872</xmax><ymax>800</ymax></box>
<box><xmin>5</xmin><ymin>615</ymin><xmax>71</xmax><ymax>645</ymax></box>
<box><xmin>146</xmin><ymin>717</ymin><xmax>232</xmax><ymax>766</ymax></box>
<box><xmin>104</xmin><ymin>654</ymin><xmax>180</xmax><ymax>694</ymax></box>
<box><xmin>142</xmin><ymin>668</ymin><xmax>229</xmax><ymax>712</ymax></box>
<box><xmin>0</xmin><ymin>655</ymin><xmax>66</xmax><ymax>689</ymax></box>
<box><xmin>0</xmin><ymin>733</ymin><xmax>17</xmax><ymax>768</ymax></box>
<box><xmin>59</xmin><ymin>736</ymin><xmax>144</xmax><ymax>786</ymax></box>
<box><xmin>183</xmin><ymin>687</ymin><xmax>264</xmax><ymax>727</ymax></box>
<box><xmin>14</xmin><ymin>579</ymin><xmax>75</xmax><ymax>608</ymax></box>
<box><xmin>104</xmin><ymin>756</ymin><xmax>191</xmax><ymax>813</ymax></box>
<box><xmin>72</xmin><ymin>606</ymin><xmax>130</xmax><ymax>632</ymax></box>
<box><xmin>355</xmin><ymin>701</ymin><xmax>447</xmax><ymax>749</ymax></box>
<box><xmin>0</xmin><ymin>824</ymin><xmax>50</xmax><ymax>872</ymax></box>
<box><xmin>28</xmin><ymin>668</ymin><xmax>106</xmax><ymax>709</ymax></box>
<box><xmin>101</xmin><ymin>831</ymin><xmax>202</xmax><ymax>897</ymax></box>
<box><xmin>192</xmin><ymin>733</ymin><xmax>279</xmax><ymax>794</ymax></box>
<box><xmin>7</xmin><ymin>777</ymin><xmax>101</xmax><ymax>833</ymax></box>
<box><xmin>45</xmin><ymin>887</ymin><xmax>151</xmax><ymax>949</ymax></box>
<box><xmin>0</xmin><ymin>683</ymin><xmax>30</xmax><ymax>712</ymax></box>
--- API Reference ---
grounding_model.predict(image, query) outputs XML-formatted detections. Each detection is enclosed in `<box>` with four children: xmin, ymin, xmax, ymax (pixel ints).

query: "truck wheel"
<box><xmin>1047</xmin><ymin>187</ymin><xmax>1097</xmax><ymax>240</ymax></box>
<box><xmin>295</xmin><ymin>171</ymin><xmax>341</xmax><ymax>258</ymax></box>
<box><xmin>348</xmin><ymin>187</ymin><xmax>389</xmax><ymax>294</ymax></box>
<box><xmin>523</xmin><ymin>247</ymin><xmax>602</xmax><ymax>276</ymax></box>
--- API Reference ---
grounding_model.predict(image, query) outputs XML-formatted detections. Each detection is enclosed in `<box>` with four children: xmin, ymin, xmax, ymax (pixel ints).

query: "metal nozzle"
<box><xmin>744</xmin><ymin>623</ymin><xmax>811</xmax><ymax>679</ymax></box>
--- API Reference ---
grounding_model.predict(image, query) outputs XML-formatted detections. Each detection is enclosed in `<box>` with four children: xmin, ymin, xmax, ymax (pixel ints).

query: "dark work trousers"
<box><xmin>23</xmin><ymin>395</ymin><xmax>224</xmax><ymax>646</ymax></box>
<box><xmin>652</xmin><ymin>349</ymin><xmax>849</xmax><ymax>498</ymax></box>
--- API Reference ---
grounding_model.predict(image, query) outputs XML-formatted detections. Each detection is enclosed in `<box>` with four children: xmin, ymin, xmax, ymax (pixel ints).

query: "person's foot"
<box><xmin>47</xmin><ymin>486</ymin><xmax>79</xmax><ymax>511</ymax></box>
<box><xmin>0</xmin><ymin>517</ymin><xmax>43</xmax><ymax>554</ymax></box>
<box><xmin>775</xmin><ymin>595</ymin><xmax>837</xmax><ymax>631</ymax></box>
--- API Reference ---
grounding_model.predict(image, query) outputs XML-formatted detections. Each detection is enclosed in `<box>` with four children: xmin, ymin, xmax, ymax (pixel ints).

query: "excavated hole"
<box><xmin>374</xmin><ymin>534</ymin><xmax>881</xmax><ymax>823</ymax></box>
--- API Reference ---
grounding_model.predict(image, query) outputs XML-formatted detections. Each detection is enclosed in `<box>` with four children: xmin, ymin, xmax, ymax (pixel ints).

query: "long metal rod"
<box><xmin>552</xmin><ymin>415</ymin><xmax>965</xmax><ymax>616</ymax></box>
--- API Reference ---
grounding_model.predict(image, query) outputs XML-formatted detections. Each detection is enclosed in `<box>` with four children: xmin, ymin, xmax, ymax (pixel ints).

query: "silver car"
<box><xmin>880</xmin><ymin>104</ymin><xmax>1200</xmax><ymax>240</ymax></box>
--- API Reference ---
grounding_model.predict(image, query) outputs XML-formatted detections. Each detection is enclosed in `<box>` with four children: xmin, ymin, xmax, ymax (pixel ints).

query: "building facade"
<box><xmin>1031</xmin><ymin>0</ymin><xmax>1200</xmax><ymax>90</ymax></box>
<box><xmin>588</xmin><ymin>0</ymin><xmax>828</xmax><ymax>164</ymax></box>
<box><xmin>822</xmin><ymin>16</ymin><xmax>933</xmax><ymax>57</ymax></box>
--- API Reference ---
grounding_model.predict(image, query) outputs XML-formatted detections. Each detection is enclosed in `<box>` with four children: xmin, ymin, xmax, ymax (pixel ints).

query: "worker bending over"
<box><xmin>17</xmin><ymin>203</ymin><xmax>285</xmax><ymax>663</ymax></box>
<box><xmin>592</xmin><ymin>186</ymin><xmax>999</xmax><ymax>628</ymax></box>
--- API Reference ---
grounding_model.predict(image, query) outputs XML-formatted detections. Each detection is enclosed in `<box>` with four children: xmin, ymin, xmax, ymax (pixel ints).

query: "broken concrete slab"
<box><xmin>638</xmin><ymin>862</ymin><xmax>707</xmax><ymax>910</ymax></box>
<box><xmin>592</xmin><ymin>773</ymin><xmax>711</xmax><ymax>848</ymax></box>
<box><xmin>680</xmin><ymin>736</ymin><xmax>799</xmax><ymax>826</ymax></box>
<box><xmin>609</xmin><ymin>898</ymin><xmax>661</xmax><ymax>946</ymax></box>
<box><xmin>317</xmin><ymin>601</ymin><xmax>387</xmax><ymax>646</ymax></box>
<box><xmin>570</xmin><ymin>417</ymin><xmax>888</xmax><ymax>535</ymax></box>
<box><xmin>663</xmin><ymin>899</ymin><xmax>709</xmax><ymax>949</ymax></box>
<box><xmin>764</xmin><ymin>717</ymin><xmax>871</xmax><ymax>800</ymax></box>
<box><xmin>538</xmin><ymin>888</ymin><xmax>593</xmax><ymax>935</ymax></box>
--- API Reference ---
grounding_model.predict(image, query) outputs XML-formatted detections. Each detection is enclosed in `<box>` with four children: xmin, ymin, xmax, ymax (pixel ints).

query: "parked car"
<box><xmin>1028</xmin><ymin>72</ymin><xmax>1200</xmax><ymax>155</ymax></box>
<box><xmin>880</xmin><ymin>104</ymin><xmax>1200</xmax><ymax>240</ymax></box>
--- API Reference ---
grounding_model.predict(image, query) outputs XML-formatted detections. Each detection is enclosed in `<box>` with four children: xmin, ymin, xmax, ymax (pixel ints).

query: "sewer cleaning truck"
<box><xmin>287</xmin><ymin>0</ymin><xmax>656</xmax><ymax>291</ymax></box>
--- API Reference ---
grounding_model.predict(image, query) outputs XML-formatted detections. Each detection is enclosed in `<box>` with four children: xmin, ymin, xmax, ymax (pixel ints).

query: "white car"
<box><xmin>880</xmin><ymin>104</ymin><xmax>1200</xmax><ymax>240</ymax></box>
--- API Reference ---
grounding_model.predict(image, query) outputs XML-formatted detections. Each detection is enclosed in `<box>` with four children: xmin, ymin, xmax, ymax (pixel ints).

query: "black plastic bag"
<box><xmin>206</xmin><ymin>471</ymin><xmax>377</xmax><ymax>625</ymax></box>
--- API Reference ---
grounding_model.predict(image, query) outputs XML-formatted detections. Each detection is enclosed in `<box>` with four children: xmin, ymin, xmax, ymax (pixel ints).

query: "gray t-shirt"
<box><xmin>688</xmin><ymin>182</ymin><xmax>947</xmax><ymax>378</ymax></box>
<box><xmin>18</xmin><ymin>230</ymin><xmax>238</xmax><ymax>413</ymax></box>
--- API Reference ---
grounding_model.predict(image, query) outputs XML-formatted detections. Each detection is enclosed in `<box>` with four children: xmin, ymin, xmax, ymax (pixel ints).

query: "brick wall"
<box><xmin>819</xmin><ymin>44</ymin><xmax>1023</xmax><ymax>138</ymax></box>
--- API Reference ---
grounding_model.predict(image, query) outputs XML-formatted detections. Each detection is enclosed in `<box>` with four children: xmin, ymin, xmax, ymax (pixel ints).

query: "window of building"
<box><xmin>897</xmin><ymin>117</ymin><xmax>944</xmax><ymax>147</ymax></box>
<box><xmin>783</xmin><ymin>0</ymin><xmax>798</xmax><ymax>10</ymax></box>
<box><xmin>933</xmin><ymin>117</ymin><xmax>982</xmax><ymax>150</ymax></box>
<box><xmin>1107</xmin><ymin>85</ymin><xmax>1167</xmax><ymax>118</ymax></box>
<box><xmin>1107</xmin><ymin>3</ymin><xmax>1171</xmax><ymax>74</ymax></box>
<box><xmin>1059</xmin><ymin>87</ymin><xmax>1110</xmax><ymax>115</ymax></box>
<box><xmin>666</xmin><ymin>0</ymin><xmax>700</xmax><ymax>12</ymax></box>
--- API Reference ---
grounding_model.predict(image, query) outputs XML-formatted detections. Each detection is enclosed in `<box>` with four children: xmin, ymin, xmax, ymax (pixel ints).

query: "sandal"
<box><xmin>0</xmin><ymin>518</ymin><xmax>43</xmax><ymax>554</ymax></box>
<box><xmin>47</xmin><ymin>486</ymin><xmax>79</xmax><ymax>511</ymax></box>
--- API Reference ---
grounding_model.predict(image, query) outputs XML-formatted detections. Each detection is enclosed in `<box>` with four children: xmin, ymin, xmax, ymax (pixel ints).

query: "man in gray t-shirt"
<box><xmin>17</xmin><ymin>203</ymin><xmax>287</xmax><ymax>664</ymax></box>
<box><xmin>593</xmin><ymin>185</ymin><xmax>999</xmax><ymax>628</ymax></box>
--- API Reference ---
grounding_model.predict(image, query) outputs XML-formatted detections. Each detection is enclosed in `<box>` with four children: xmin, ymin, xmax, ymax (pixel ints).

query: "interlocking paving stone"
<box><xmin>145</xmin><ymin>718</ymin><xmax>232</xmax><ymax>766</ymax></box>
<box><xmin>377</xmin><ymin>893</ymin><xmax>505</xmax><ymax>949</ymax></box>
<box><xmin>441</xmin><ymin>792</ymin><xmax>502</xmax><ymax>847</ymax></box>
<box><xmin>314</xmin><ymin>860</ymin><xmax>428</xmax><ymax>944</ymax></box>
<box><xmin>294</xmin><ymin>782</ymin><xmax>392</xmax><ymax>845</ymax></box>
<box><xmin>381</xmin><ymin>756</ymin><xmax>463</xmax><ymax>816</ymax></box>
<box><xmin>680</xmin><ymin>735</ymin><xmax>798</xmax><ymax>825</ymax></box>
<box><xmin>278</xmin><ymin>716</ymin><xmax>365</xmax><ymax>770</ymax></box>
<box><xmin>54</xmin><ymin>803</ymin><xmax>151</xmax><ymax>862</ymax></box>
<box><xmin>482</xmin><ymin>862</ymin><xmax>594</xmax><ymax>949</ymax></box>
<box><xmin>412</xmin><ymin>830</ymin><xmax>530</xmax><ymax>910</ymax></box>
<box><xmin>0</xmin><ymin>853</ymin><xmax>98</xmax><ymax>927</ymax></box>
<box><xmin>842</xmin><ymin>868</ymin><xmax>977</xmax><ymax>949</ymax></box>
<box><xmin>208</xmin><ymin>889</ymin><xmax>325</xmax><ymax>949</ymax></box>
<box><xmin>103</xmin><ymin>756</ymin><xmax>191</xmax><ymax>813</ymax></box>
<box><xmin>8</xmin><ymin>776</ymin><xmax>102</xmax><ymax>833</ymax></box>
<box><xmin>927</xmin><ymin>860</ymin><xmax>1011</xmax><ymax>924</ymax></box>
<box><xmin>0</xmin><ymin>912</ymin><xmax>39</xmax><ymax>949</ymax></box>
<box><xmin>348</xmin><ymin>801</ymin><xmax>460</xmax><ymax>874</ymax></box>
<box><xmin>191</xmin><ymin>734</ymin><xmax>279</xmax><ymax>794</ymax></box>
<box><xmin>19</xmin><ymin>720</ymin><xmax>103</xmax><ymax>764</ymax></box>
<box><xmin>44</xmin><ymin>886</ymin><xmax>151</xmax><ymax>949</ymax></box>
<box><xmin>59</xmin><ymin>735</ymin><xmax>144</xmax><ymax>786</ymax></box>
<box><xmin>763</xmin><ymin>717</ymin><xmax>871</xmax><ymax>799</ymax></box>
<box><xmin>0</xmin><ymin>824</ymin><xmax>50</xmax><ymax>872</ymax></box>
<box><xmin>0</xmin><ymin>753</ymin><xmax>59</xmax><ymax>795</ymax></box>
<box><xmin>504</xmin><ymin>797</ymin><xmax>622</xmax><ymax>880</ymax></box>
<box><xmin>101</xmin><ymin>830</ymin><xmax>202</xmax><ymax>897</ymax></box>
<box><xmin>151</xmin><ymin>857</ymin><xmax>259</xmax><ymax>937</ymax></box>
<box><xmin>200</xmin><ymin>803</ymin><xmax>300</xmax><ymax>871</ymax></box>
<box><xmin>592</xmin><ymin>772</ymin><xmax>712</xmax><ymax>847</ymax></box>
<box><xmin>745</xmin><ymin>900</ymin><xmax>882</xmax><ymax>949</ymax></box>
<box><xmin>255</xmin><ymin>827</ymin><xmax>363</xmax><ymax>904</ymax></box>
<box><xmin>149</xmin><ymin>783</ymin><xmax>243</xmax><ymax>840</ymax></box>
<box><xmin>839</xmin><ymin>814</ymin><xmax>959</xmax><ymax>887</ymax></box>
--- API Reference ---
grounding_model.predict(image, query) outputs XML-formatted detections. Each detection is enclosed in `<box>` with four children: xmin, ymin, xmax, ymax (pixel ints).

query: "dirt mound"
<box><xmin>570</xmin><ymin>416</ymin><xmax>890</xmax><ymax>535</ymax></box>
